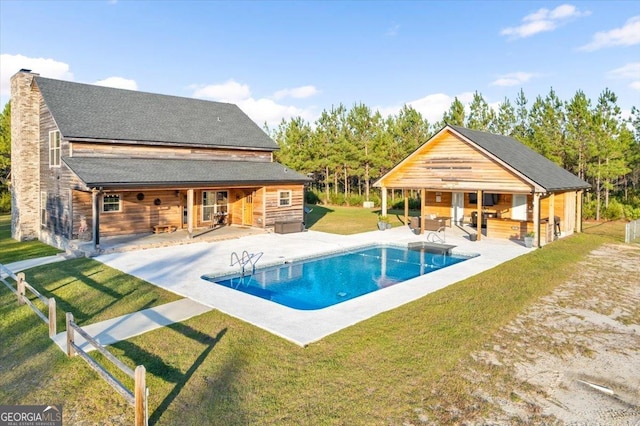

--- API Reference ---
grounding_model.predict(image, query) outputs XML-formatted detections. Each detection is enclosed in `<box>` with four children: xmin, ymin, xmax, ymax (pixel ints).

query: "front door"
<box><xmin>242</xmin><ymin>192</ymin><xmax>253</xmax><ymax>225</ymax></box>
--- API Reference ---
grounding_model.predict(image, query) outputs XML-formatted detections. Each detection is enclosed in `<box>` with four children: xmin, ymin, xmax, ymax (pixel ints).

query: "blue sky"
<box><xmin>1</xmin><ymin>1</ymin><xmax>639</xmax><ymax>128</ymax></box>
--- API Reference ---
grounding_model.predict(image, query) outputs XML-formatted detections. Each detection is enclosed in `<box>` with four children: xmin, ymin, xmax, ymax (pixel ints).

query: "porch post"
<box><xmin>533</xmin><ymin>193</ymin><xmax>540</xmax><ymax>247</ymax></box>
<box><xmin>381</xmin><ymin>186</ymin><xmax>388</xmax><ymax>217</ymax></box>
<box><xmin>576</xmin><ymin>190</ymin><xmax>583</xmax><ymax>233</ymax></box>
<box><xmin>548</xmin><ymin>192</ymin><xmax>555</xmax><ymax>241</ymax></box>
<box><xmin>420</xmin><ymin>189</ymin><xmax>426</xmax><ymax>235</ymax></box>
<box><xmin>187</xmin><ymin>189</ymin><xmax>194</xmax><ymax>239</ymax></box>
<box><xmin>403</xmin><ymin>189</ymin><xmax>408</xmax><ymax>226</ymax></box>
<box><xmin>476</xmin><ymin>190</ymin><xmax>482</xmax><ymax>241</ymax></box>
<box><xmin>91</xmin><ymin>188</ymin><xmax>100</xmax><ymax>250</ymax></box>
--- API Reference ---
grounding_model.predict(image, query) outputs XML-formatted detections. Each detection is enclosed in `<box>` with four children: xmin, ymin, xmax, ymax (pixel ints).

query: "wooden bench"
<box><xmin>153</xmin><ymin>224</ymin><xmax>174</xmax><ymax>234</ymax></box>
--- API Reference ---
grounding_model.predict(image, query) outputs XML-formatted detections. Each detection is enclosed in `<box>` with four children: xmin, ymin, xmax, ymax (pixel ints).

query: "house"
<box><xmin>10</xmin><ymin>70</ymin><xmax>310</xmax><ymax>250</ymax></box>
<box><xmin>374</xmin><ymin>125</ymin><xmax>591</xmax><ymax>247</ymax></box>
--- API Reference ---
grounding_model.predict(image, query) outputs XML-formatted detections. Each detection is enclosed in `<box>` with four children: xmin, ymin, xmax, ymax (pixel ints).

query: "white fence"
<box><xmin>625</xmin><ymin>219</ymin><xmax>640</xmax><ymax>243</ymax></box>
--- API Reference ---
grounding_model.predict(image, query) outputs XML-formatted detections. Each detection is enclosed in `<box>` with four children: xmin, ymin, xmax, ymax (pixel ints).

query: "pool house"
<box><xmin>374</xmin><ymin>125</ymin><xmax>591</xmax><ymax>247</ymax></box>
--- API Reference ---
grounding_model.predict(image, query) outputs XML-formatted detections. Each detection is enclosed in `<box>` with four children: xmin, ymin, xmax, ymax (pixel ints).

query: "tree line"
<box><xmin>1</xmin><ymin>88</ymin><xmax>639</xmax><ymax>218</ymax></box>
<box><xmin>268</xmin><ymin>88</ymin><xmax>640</xmax><ymax>219</ymax></box>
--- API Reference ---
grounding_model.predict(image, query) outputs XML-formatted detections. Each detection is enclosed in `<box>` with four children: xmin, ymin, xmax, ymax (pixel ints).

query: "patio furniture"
<box><xmin>153</xmin><ymin>224</ymin><xmax>175</xmax><ymax>234</ymax></box>
<box><xmin>409</xmin><ymin>216</ymin><xmax>447</xmax><ymax>233</ymax></box>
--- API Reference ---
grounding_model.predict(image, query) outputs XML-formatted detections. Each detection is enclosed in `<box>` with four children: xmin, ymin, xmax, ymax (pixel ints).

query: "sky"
<box><xmin>1</xmin><ymin>1</ymin><xmax>639</xmax><ymax>129</ymax></box>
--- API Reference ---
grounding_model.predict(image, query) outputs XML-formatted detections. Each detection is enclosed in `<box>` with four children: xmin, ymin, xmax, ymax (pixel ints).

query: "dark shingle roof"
<box><xmin>449</xmin><ymin>125</ymin><xmax>590</xmax><ymax>192</ymax></box>
<box><xmin>63</xmin><ymin>157</ymin><xmax>310</xmax><ymax>189</ymax></box>
<box><xmin>35</xmin><ymin>77</ymin><xmax>278</xmax><ymax>151</ymax></box>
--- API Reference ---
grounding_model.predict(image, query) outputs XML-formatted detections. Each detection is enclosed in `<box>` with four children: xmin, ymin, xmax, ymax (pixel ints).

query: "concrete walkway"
<box><xmin>3</xmin><ymin>255</ymin><xmax>211</xmax><ymax>354</ymax></box>
<box><xmin>51</xmin><ymin>299</ymin><xmax>211</xmax><ymax>353</ymax></box>
<box><xmin>3</xmin><ymin>254</ymin><xmax>66</xmax><ymax>274</ymax></box>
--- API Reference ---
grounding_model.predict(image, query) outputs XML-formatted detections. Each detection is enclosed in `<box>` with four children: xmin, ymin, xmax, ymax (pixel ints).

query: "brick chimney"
<box><xmin>10</xmin><ymin>69</ymin><xmax>41</xmax><ymax>241</ymax></box>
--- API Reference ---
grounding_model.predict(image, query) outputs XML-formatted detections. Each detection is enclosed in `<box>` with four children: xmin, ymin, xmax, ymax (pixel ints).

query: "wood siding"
<box><xmin>380</xmin><ymin>131</ymin><xmax>533</xmax><ymax>193</ymax></box>
<box><xmin>264</xmin><ymin>185</ymin><xmax>305</xmax><ymax>228</ymax></box>
<box><xmin>99</xmin><ymin>190</ymin><xmax>182</xmax><ymax>236</ymax></box>
<box><xmin>39</xmin><ymin>98</ymin><xmax>75</xmax><ymax>239</ymax></box>
<box><xmin>486</xmin><ymin>218</ymin><xmax>550</xmax><ymax>245</ymax></box>
<box><xmin>71</xmin><ymin>142</ymin><xmax>272</xmax><ymax>162</ymax></box>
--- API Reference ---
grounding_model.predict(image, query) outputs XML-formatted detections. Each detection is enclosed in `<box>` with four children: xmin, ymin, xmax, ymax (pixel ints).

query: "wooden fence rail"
<box><xmin>2</xmin><ymin>263</ymin><xmax>148</xmax><ymax>424</ymax></box>
<box><xmin>0</xmin><ymin>264</ymin><xmax>56</xmax><ymax>337</ymax></box>
<box><xmin>66</xmin><ymin>312</ymin><xmax>148</xmax><ymax>426</ymax></box>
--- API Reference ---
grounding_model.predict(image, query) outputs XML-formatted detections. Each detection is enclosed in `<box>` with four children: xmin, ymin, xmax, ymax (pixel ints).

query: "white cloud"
<box><xmin>549</xmin><ymin>4</ymin><xmax>579</xmax><ymax>20</ymax></box>
<box><xmin>580</xmin><ymin>16</ymin><xmax>640</xmax><ymax>51</ymax></box>
<box><xmin>191</xmin><ymin>79</ymin><xmax>251</xmax><ymax>103</ymax></box>
<box><xmin>236</xmin><ymin>97</ymin><xmax>316</xmax><ymax>128</ymax></box>
<box><xmin>191</xmin><ymin>79</ymin><xmax>317</xmax><ymax>128</ymax></box>
<box><xmin>272</xmin><ymin>85</ymin><xmax>319</xmax><ymax>100</ymax></box>
<box><xmin>94</xmin><ymin>76</ymin><xmax>138</xmax><ymax>90</ymax></box>
<box><xmin>0</xmin><ymin>53</ymin><xmax>73</xmax><ymax>96</ymax></box>
<box><xmin>501</xmin><ymin>4</ymin><xmax>590</xmax><ymax>39</ymax></box>
<box><xmin>608</xmin><ymin>62</ymin><xmax>640</xmax><ymax>92</ymax></box>
<box><xmin>490</xmin><ymin>72</ymin><xmax>535</xmax><ymax>87</ymax></box>
<box><xmin>386</xmin><ymin>23</ymin><xmax>400</xmax><ymax>37</ymax></box>
<box><xmin>607</xmin><ymin>62</ymin><xmax>640</xmax><ymax>79</ymax></box>
<box><xmin>377</xmin><ymin>92</ymin><xmax>475</xmax><ymax>124</ymax></box>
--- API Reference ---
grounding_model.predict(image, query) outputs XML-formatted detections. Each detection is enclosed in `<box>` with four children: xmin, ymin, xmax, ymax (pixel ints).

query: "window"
<box><xmin>278</xmin><ymin>190</ymin><xmax>292</xmax><ymax>207</ymax></box>
<box><xmin>49</xmin><ymin>130</ymin><xmax>61</xmax><ymax>167</ymax></box>
<box><xmin>202</xmin><ymin>191</ymin><xmax>228</xmax><ymax>221</ymax></box>
<box><xmin>103</xmin><ymin>194</ymin><xmax>121</xmax><ymax>212</ymax></box>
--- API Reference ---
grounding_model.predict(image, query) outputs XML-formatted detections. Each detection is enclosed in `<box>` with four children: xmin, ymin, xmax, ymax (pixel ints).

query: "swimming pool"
<box><xmin>202</xmin><ymin>245</ymin><xmax>474</xmax><ymax>310</ymax></box>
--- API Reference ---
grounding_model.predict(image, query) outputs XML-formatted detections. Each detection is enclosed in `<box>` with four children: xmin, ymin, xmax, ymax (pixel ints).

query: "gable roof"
<box><xmin>63</xmin><ymin>157</ymin><xmax>310</xmax><ymax>189</ymax></box>
<box><xmin>448</xmin><ymin>125</ymin><xmax>590</xmax><ymax>192</ymax></box>
<box><xmin>35</xmin><ymin>77</ymin><xmax>278</xmax><ymax>151</ymax></box>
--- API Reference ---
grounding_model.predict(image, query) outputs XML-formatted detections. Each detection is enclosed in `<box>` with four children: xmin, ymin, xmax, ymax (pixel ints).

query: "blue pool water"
<box><xmin>203</xmin><ymin>245</ymin><xmax>473</xmax><ymax>310</ymax></box>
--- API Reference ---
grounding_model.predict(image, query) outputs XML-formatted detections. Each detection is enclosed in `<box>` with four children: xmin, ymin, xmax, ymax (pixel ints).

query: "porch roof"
<box><xmin>63</xmin><ymin>157</ymin><xmax>311</xmax><ymax>189</ymax></box>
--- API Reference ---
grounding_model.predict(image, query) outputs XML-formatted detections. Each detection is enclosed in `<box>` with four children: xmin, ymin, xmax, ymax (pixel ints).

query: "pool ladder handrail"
<box><xmin>426</xmin><ymin>228</ymin><xmax>446</xmax><ymax>243</ymax></box>
<box><xmin>230</xmin><ymin>250</ymin><xmax>263</xmax><ymax>276</ymax></box>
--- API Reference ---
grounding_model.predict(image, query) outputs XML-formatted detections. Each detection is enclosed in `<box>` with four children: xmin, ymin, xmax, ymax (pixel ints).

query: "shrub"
<box><xmin>391</xmin><ymin>197</ymin><xmax>420</xmax><ymax>210</ymax></box>
<box><xmin>0</xmin><ymin>190</ymin><xmax>10</xmax><ymax>213</ymax></box>
<box><xmin>305</xmin><ymin>190</ymin><xmax>321</xmax><ymax>205</ymax></box>
<box><xmin>603</xmin><ymin>199</ymin><xmax>625</xmax><ymax>220</ymax></box>
<box><xmin>623</xmin><ymin>204</ymin><xmax>640</xmax><ymax>220</ymax></box>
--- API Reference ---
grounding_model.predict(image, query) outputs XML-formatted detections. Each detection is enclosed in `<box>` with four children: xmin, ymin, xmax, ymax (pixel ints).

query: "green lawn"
<box><xmin>305</xmin><ymin>205</ymin><xmax>411</xmax><ymax>234</ymax></box>
<box><xmin>0</xmin><ymin>212</ymin><xmax>628</xmax><ymax>425</ymax></box>
<box><xmin>0</xmin><ymin>215</ymin><xmax>62</xmax><ymax>264</ymax></box>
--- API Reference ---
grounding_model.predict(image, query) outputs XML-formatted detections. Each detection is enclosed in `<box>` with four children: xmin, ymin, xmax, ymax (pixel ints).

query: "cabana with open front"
<box><xmin>374</xmin><ymin>125</ymin><xmax>591</xmax><ymax>247</ymax></box>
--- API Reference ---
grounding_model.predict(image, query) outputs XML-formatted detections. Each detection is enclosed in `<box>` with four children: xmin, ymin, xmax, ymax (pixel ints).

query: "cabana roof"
<box><xmin>374</xmin><ymin>125</ymin><xmax>590</xmax><ymax>193</ymax></box>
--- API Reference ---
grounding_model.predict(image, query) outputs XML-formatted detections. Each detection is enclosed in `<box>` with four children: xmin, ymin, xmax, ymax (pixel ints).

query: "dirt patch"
<box><xmin>449</xmin><ymin>243</ymin><xmax>640</xmax><ymax>424</ymax></box>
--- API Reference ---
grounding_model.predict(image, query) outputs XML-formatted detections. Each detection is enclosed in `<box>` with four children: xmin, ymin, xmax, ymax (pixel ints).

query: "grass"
<box><xmin>0</xmin><ymin>215</ymin><xmax>62</xmax><ymax>264</ymax></box>
<box><xmin>305</xmin><ymin>205</ymin><xmax>411</xmax><ymax>234</ymax></box>
<box><xmin>0</xmin><ymin>212</ymin><xmax>629</xmax><ymax>425</ymax></box>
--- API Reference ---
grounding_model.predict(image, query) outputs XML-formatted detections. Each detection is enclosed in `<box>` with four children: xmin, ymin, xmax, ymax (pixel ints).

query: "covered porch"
<box><xmin>380</xmin><ymin>188</ymin><xmax>584</xmax><ymax>247</ymax></box>
<box><xmin>374</xmin><ymin>125</ymin><xmax>590</xmax><ymax>248</ymax></box>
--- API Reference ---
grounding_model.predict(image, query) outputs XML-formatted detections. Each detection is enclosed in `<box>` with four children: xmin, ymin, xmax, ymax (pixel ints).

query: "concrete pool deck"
<box><xmin>94</xmin><ymin>224</ymin><xmax>533</xmax><ymax>346</ymax></box>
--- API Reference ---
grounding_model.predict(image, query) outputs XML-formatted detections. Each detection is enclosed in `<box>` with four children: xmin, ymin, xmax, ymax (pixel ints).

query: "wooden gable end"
<box><xmin>378</xmin><ymin>129</ymin><xmax>533</xmax><ymax>193</ymax></box>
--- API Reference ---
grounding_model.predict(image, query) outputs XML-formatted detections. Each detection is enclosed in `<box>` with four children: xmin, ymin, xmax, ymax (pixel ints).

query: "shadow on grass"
<box><xmin>304</xmin><ymin>205</ymin><xmax>333</xmax><ymax>228</ymax></box>
<box><xmin>111</xmin><ymin>322</ymin><xmax>228</xmax><ymax>425</ymax></box>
